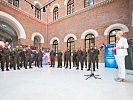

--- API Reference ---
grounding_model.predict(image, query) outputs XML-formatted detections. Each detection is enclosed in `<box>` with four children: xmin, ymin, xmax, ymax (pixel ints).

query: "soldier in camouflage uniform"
<box><xmin>1</xmin><ymin>43</ymin><xmax>10</xmax><ymax>71</ymax></box>
<box><xmin>57</xmin><ymin>49</ymin><xmax>63</xmax><ymax>68</ymax></box>
<box><xmin>13</xmin><ymin>46</ymin><xmax>21</xmax><ymax>70</ymax></box>
<box><xmin>34</xmin><ymin>50</ymin><xmax>38</xmax><ymax>67</ymax></box>
<box><xmin>50</xmin><ymin>50</ymin><xmax>56</xmax><ymax>67</ymax></box>
<box><xmin>82</xmin><ymin>48</ymin><xmax>87</xmax><ymax>69</ymax></box>
<box><xmin>63</xmin><ymin>50</ymin><xmax>67</xmax><ymax>67</ymax></box>
<box><xmin>10</xmin><ymin>48</ymin><xmax>14</xmax><ymax>69</ymax></box>
<box><xmin>0</xmin><ymin>45</ymin><xmax>2</xmax><ymax>69</ymax></box>
<box><xmin>95</xmin><ymin>46</ymin><xmax>100</xmax><ymax>69</ymax></box>
<box><xmin>25</xmin><ymin>46</ymin><xmax>32</xmax><ymax>69</ymax></box>
<box><xmin>76</xmin><ymin>47</ymin><xmax>83</xmax><ymax>70</ymax></box>
<box><xmin>65</xmin><ymin>48</ymin><xmax>71</xmax><ymax>69</ymax></box>
<box><xmin>38</xmin><ymin>49</ymin><xmax>43</xmax><ymax>67</ymax></box>
<box><xmin>88</xmin><ymin>43</ymin><xmax>96</xmax><ymax>71</ymax></box>
<box><xmin>72</xmin><ymin>49</ymin><xmax>77</xmax><ymax>67</ymax></box>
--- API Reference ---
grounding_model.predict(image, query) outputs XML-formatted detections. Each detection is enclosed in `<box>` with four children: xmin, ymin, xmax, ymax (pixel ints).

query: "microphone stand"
<box><xmin>84</xmin><ymin>64</ymin><xmax>101</xmax><ymax>80</ymax></box>
<box><xmin>84</xmin><ymin>46</ymin><xmax>102</xmax><ymax>80</ymax></box>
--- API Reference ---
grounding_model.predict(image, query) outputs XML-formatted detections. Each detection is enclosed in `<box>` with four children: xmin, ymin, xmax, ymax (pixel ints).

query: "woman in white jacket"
<box><xmin>113</xmin><ymin>31</ymin><xmax>129</xmax><ymax>82</ymax></box>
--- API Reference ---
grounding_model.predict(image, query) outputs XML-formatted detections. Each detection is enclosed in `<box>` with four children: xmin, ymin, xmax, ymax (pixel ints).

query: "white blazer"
<box><xmin>116</xmin><ymin>37</ymin><xmax>129</xmax><ymax>56</ymax></box>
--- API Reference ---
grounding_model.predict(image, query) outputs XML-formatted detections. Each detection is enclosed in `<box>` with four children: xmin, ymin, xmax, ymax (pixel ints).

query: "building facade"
<box><xmin>0</xmin><ymin>0</ymin><xmax>133</xmax><ymax>62</ymax></box>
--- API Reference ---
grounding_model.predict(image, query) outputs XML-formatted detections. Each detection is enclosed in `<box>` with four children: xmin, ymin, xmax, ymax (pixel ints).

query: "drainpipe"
<box><xmin>45</xmin><ymin>0</ymin><xmax>48</xmax><ymax>48</ymax></box>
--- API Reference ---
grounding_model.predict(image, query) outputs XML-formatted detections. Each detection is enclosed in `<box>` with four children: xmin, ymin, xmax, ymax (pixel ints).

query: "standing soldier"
<box><xmin>88</xmin><ymin>43</ymin><xmax>96</xmax><ymax>71</ymax></box>
<box><xmin>25</xmin><ymin>46</ymin><xmax>32</xmax><ymax>69</ymax></box>
<box><xmin>0</xmin><ymin>44</ymin><xmax>3</xmax><ymax>68</ymax></box>
<box><xmin>50</xmin><ymin>50</ymin><xmax>56</xmax><ymax>67</ymax></box>
<box><xmin>95</xmin><ymin>46</ymin><xmax>100</xmax><ymax>69</ymax></box>
<box><xmin>76</xmin><ymin>47</ymin><xmax>83</xmax><ymax>70</ymax></box>
<box><xmin>1</xmin><ymin>43</ymin><xmax>10</xmax><ymax>71</ymax></box>
<box><xmin>34</xmin><ymin>50</ymin><xmax>38</xmax><ymax>67</ymax></box>
<box><xmin>13</xmin><ymin>46</ymin><xmax>21</xmax><ymax>70</ymax></box>
<box><xmin>10</xmin><ymin>48</ymin><xmax>14</xmax><ymax>69</ymax></box>
<box><xmin>82</xmin><ymin>48</ymin><xmax>87</xmax><ymax>69</ymax></box>
<box><xmin>72</xmin><ymin>49</ymin><xmax>77</xmax><ymax>67</ymax></box>
<box><xmin>38</xmin><ymin>49</ymin><xmax>43</xmax><ymax>67</ymax></box>
<box><xmin>57</xmin><ymin>49</ymin><xmax>63</xmax><ymax>68</ymax></box>
<box><xmin>19</xmin><ymin>46</ymin><xmax>24</xmax><ymax>68</ymax></box>
<box><xmin>65</xmin><ymin>48</ymin><xmax>71</xmax><ymax>69</ymax></box>
<box><xmin>63</xmin><ymin>50</ymin><xmax>67</xmax><ymax>67</ymax></box>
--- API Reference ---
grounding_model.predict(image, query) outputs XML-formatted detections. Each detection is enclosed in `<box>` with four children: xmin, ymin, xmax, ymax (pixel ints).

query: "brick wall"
<box><xmin>0</xmin><ymin>0</ymin><xmax>46</xmax><ymax>48</ymax></box>
<box><xmin>0</xmin><ymin>0</ymin><xmax>132</xmax><ymax>62</ymax></box>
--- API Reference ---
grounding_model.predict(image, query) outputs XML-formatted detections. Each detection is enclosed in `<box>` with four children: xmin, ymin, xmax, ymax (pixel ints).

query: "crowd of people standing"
<box><xmin>0</xmin><ymin>43</ymin><xmax>43</xmax><ymax>71</ymax></box>
<box><xmin>0</xmin><ymin>42</ymin><xmax>102</xmax><ymax>72</ymax></box>
<box><xmin>50</xmin><ymin>43</ymin><xmax>103</xmax><ymax>71</ymax></box>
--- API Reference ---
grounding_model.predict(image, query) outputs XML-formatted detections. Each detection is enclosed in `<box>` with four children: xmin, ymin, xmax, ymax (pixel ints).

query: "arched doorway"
<box><xmin>34</xmin><ymin>36</ymin><xmax>41</xmax><ymax>50</ymax></box>
<box><xmin>0</xmin><ymin>21</ymin><xmax>18</xmax><ymax>48</ymax></box>
<box><xmin>0</xmin><ymin>11</ymin><xmax>26</xmax><ymax>48</ymax></box>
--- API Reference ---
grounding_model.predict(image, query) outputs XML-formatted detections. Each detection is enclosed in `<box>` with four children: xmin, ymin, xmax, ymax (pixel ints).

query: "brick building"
<box><xmin>0</xmin><ymin>0</ymin><xmax>133</xmax><ymax>62</ymax></box>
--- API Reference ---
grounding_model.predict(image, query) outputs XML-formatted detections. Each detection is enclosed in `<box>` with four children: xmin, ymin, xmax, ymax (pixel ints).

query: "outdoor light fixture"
<box><xmin>24</xmin><ymin>0</ymin><xmax>55</xmax><ymax>12</ymax></box>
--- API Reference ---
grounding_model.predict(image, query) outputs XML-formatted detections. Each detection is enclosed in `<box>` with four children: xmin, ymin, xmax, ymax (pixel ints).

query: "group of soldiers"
<box><xmin>50</xmin><ymin>43</ymin><xmax>103</xmax><ymax>71</ymax></box>
<box><xmin>0</xmin><ymin>42</ymin><xmax>103</xmax><ymax>72</ymax></box>
<box><xmin>0</xmin><ymin>43</ymin><xmax>43</xmax><ymax>71</ymax></box>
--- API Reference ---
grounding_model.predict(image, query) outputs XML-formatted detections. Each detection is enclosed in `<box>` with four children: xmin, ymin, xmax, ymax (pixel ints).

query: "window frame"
<box><xmin>8</xmin><ymin>0</ymin><xmax>19</xmax><ymax>7</ymax></box>
<box><xmin>67</xmin><ymin>37</ymin><xmax>75</xmax><ymax>53</ymax></box>
<box><xmin>84</xmin><ymin>0</ymin><xmax>94</xmax><ymax>8</ymax></box>
<box><xmin>109</xmin><ymin>29</ymin><xmax>120</xmax><ymax>44</ymax></box>
<box><xmin>53</xmin><ymin>7</ymin><xmax>58</xmax><ymax>21</ymax></box>
<box><xmin>85</xmin><ymin>33</ymin><xmax>95</xmax><ymax>51</ymax></box>
<box><xmin>67</xmin><ymin>0</ymin><xmax>74</xmax><ymax>15</ymax></box>
<box><xmin>52</xmin><ymin>40</ymin><xmax>58</xmax><ymax>54</ymax></box>
<box><xmin>34</xmin><ymin>36</ymin><xmax>40</xmax><ymax>50</ymax></box>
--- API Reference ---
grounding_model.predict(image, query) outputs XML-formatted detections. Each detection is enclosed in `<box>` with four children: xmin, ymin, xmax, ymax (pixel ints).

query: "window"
<box><xmin>67</xmin><ymin>0</ymin><xmax>74</xmax><ymax>15</ymax></box>
<box><xmin>53</xmin><ymin>7</ymin><xmax>58</xmax><ymax>20</ymax></box>
<box><xmin>35</xmin><ymin>4</ymin><xmax>41</xmax><ymax>19</ymax></box>
<box><xmin>85</xmin><ymin>34</ymin><xmax>95</xmax><ymax>51</ymax></box>
<box><xmin>109</xmin><ymin>29</ymin><xmax>120</xmax><ymax>44</ymax></box>
<box><xmin>34</xmin><ymin>36</ymin><xmax>40</xmax><ymax>50</ymax></box>
<box><xmin>52</xmin><ymin>40</ymin><xmax>58</xmax><ymax>53</ymax></box>
<box><xmin>67</xmin><ymin>37</ymin><xmax>75</xmax><ymax>52</ymax></box>
<box><xmin>8</xmin><ymin>0</ymin><xmax>19</xmax><ymax>7</ymax></box>
<box><xmin>84</xmin><ymin>0</ymin><xmax>94</xmax><ymax>8</ymax></box>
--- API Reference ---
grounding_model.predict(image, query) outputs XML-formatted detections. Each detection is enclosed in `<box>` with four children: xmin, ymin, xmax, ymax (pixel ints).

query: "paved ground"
<box><xmin>0</xmin><ymin>64</ymin><xmax>133</xmax><ymax>100</ymax></box>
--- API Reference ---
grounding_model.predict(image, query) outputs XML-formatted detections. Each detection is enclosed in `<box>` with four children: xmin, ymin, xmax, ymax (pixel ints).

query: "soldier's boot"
<box><xmin>14</xmin><ymin>66</ymin><xmax>16</xmax><ymax>70</ymax></box>
<box><xmin>20</xmin><ymin>64</ymin><xmax>22</xmax><ymax>68</ymax></box>
<box><xmin>10</xmin><ymin>65</ymin><xmax>12</xmax><ymax>69</ymax></box>
<box><xmin>41</xmin><ymin>63</ymin><xmax>43</xmax><ymax>67</ymax></box>
<box><xmin>87</xmin><ymin>66</ymin><xmax>90</xmax><ymax>71</ymax></box>
<box><xmin>24</xmin><ymin>66</ymin><xmax>28</xmax><ymax>69</ymax></box>
<box><xmin>76</xmin><ymin>66</ymin><xmax>79</xmax><ymax>70</ymax></box>
<box><xmin>1</xmin><ymin>66</ymin><xmax>4</xmax><ymax>71</ymax></box>
<box><xmin>6</xmin><ymin>66</ymin><xmax>9</xmax><ymax>71</ymax></box>
<box><xmin>93</xmin><ymin>67</ymin><xmax>95</xmax><ymax>71</ymax></box>
<box><xmin>17</xmin><ymin>66</ymin><xmax>20</xmax><ymax>70</ymax></box>
<box><xmin>29</xmin><ymin>66</ymin><xmax>32</xmax><ymax>68</ymax></box>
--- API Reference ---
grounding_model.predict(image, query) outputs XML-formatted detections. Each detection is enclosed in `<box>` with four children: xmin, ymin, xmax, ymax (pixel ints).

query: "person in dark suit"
<box><xmin>88</xmin><ymin>43</ymin><xmax>96</xmax><ymax>71</ymax></box>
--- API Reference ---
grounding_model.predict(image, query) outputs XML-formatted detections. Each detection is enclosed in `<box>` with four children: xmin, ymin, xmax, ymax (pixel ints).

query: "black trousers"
<box><xmin>88</xmin><ymin>57</ymin><xmax>95</xmax><ymax>70</ymax></box>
